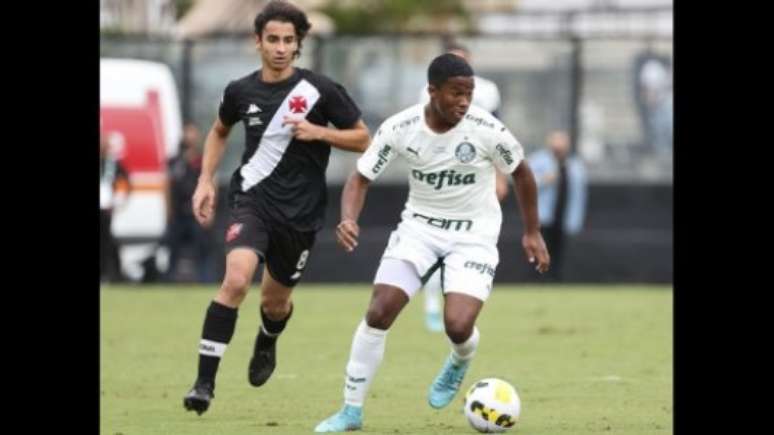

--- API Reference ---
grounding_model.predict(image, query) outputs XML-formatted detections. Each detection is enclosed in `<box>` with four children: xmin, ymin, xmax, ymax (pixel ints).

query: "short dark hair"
<box><xmin>253</xmin><ymin>1</ymin><xmax>312</xmax><ymax>58</ymax></box>
<box><xmin>427</xmin><ymin>53</ymin><xmax>474</xmax><ymax>87</ymax></box>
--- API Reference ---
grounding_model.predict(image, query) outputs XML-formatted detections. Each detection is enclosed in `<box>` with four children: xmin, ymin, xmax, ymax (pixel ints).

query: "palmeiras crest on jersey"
<box><xmin>455</xmin><ymin>142</ymin><xmax>476</xmax><ymax>163</ymax></box>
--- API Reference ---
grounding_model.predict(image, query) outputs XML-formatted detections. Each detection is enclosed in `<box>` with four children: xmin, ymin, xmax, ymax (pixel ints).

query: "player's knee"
<box><xmin>221</xmin><ymin>271</ymin><xmax>251</xmax><ymax>299</ymax></box>
<box><xmin>365</xmin><ymin>305</ymin><xmax>394</xmax><ymax>330</ymax></box>
<box><xmin>261</xmin><ymin>296</ymin><xmax>291</xmax><ymax>320</ymax></box>
<box><xmin>444</xmin><ymin>318</ymin><xmax>474</xmax><ymax>344</ymax></box>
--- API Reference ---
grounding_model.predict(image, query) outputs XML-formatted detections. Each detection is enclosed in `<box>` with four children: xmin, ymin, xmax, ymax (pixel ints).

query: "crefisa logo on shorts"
<box><xmin>455</xmin><ymin>142</ymin><xmax>476</xmax><ymax>163</ymax></box>
<box><xmin>464</xmin><ymin>260</ymin><xmax>496</xmax><ymax>277</ymax></box>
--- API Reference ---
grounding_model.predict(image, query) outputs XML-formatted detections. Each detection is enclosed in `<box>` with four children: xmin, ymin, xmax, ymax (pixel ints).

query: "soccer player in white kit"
<box><xmin>314</xmin><ymin>53</ymin><xmax>550</xmax><ymax>432</ymax></box>
<box><xmin>418</xmin><ymin>43</ymin><xmax>510</xmax><ymax>332</ymax></box>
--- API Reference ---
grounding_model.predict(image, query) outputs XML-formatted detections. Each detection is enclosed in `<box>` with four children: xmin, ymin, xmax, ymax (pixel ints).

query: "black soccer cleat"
<box><xmin>248</xmin><ymin>341</ymin><xmax>276</xmax><ymax>387</ymax></box>
<box><xmin>183</xmin><ymin>379</ymin><xmax>214</xmax><ymax>416</ymax></box>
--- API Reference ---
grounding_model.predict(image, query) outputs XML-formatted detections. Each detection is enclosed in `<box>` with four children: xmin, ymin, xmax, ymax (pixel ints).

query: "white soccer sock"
<box><xmin>423</xmin><ymin>270</ymin><xmax>443</xmax><ymax>314</ymax></box>
<box><xmin>343</xmin><ymin>319</ymin><xmax>388</xmax><ymax>407</ymax></box>
<box><xmin>449</xmin><ymin>326</ymin><xmax>480</xmax><ymax>366</ymax></box>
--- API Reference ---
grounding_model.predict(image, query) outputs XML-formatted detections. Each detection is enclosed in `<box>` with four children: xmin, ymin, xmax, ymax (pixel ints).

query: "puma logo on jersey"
<box><xmin>411</xmin><ymin>169</ymin><xmax>475</xmax><ymax>190</ymax></box>
<box><xmin>406</xmin><ymin>147</ymin><xmax>420</xmax><ymax>157</ymax></box>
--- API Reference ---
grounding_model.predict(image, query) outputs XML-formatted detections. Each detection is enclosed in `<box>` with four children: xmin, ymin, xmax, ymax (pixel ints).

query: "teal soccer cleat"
<box><xmin>428</xmin><ymin>356</ymin><xmax>470</xmax><ymax>409</ymax></box>
<box><xmin>314</xmin><ymin>404</ymin><xmax>363</xmax><ymax>432</ymax></box>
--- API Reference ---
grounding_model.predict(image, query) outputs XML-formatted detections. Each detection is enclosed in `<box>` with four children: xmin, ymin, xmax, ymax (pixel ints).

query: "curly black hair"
<box><xmin>428</xmin><ymin>53</ymin><xmax>474</xmax><ymax>88</ymax></box>
<box><xmin>253</xmin><ymin>1</ymin><xmax>312</xmax><ymax>59</ymax></box>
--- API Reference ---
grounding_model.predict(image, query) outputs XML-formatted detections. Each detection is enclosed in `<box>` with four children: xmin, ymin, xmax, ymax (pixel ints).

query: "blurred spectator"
<box><xmin>100</xmin><ymin>132</ymin><xmax>131</xmax><ymax>283</ymax></box>
<box><xmin>164</xmin><ymin>123</ymin><xmax>213</xmax><ymax>282</ymax></box>
<box><xmin>633</xmin><ymin>51</ymin><xmax>673</xmax><ymax>155</ymax></box>
<box><xmin>529</xmin><ymin>131</ymin><xmax>588</xmax><ymax>281</ymax></box>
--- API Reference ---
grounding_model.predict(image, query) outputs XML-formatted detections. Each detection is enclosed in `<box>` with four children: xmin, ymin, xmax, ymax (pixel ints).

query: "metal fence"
<box><xmin>101</xmin><ymin>31</ymin><xmax>672</xmax><ymax>184</ymax></box>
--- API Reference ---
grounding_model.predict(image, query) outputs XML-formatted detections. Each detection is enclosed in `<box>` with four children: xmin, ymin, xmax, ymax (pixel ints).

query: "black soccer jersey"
<box><xmin>218</xmin><ymin>68</ymin><xmax>361</xmax><ymax>232</ymax></box>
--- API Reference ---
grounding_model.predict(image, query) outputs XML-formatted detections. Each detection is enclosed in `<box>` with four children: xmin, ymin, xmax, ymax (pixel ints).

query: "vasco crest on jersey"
<box><xmin>455</xmin><ymin>142</ymin><xmax>477</xmax><ymax>164</ymax></box>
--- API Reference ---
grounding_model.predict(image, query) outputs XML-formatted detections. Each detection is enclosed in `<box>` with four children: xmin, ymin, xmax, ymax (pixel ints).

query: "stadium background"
<box><xmin>100</xmin><ymin>0</ymin><xmax>673</xmax><ymax>284</ymax></box>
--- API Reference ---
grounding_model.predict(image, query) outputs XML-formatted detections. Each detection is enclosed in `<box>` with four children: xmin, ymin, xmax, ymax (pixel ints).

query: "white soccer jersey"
<box><xmin>357</xmin><ymin>104</ymin><xmax>524</xmax><ymax>242</ymax></box>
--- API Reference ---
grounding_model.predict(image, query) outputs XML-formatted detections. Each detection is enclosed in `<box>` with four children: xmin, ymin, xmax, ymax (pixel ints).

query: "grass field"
<box><xmin>100</xmin><ymin>284</ymin><xmax>672</xmax><ymax>434</ymax></box>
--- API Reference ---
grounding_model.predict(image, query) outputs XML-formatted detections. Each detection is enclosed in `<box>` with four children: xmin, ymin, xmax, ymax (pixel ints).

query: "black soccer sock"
<box><xmin>255</xmin><ymin>304</ymin><xmax>294</xmax><ymax>349</ymax></box>
<box><xmin>197</xmin><ymin>301</ymin><xmax>238</xmax><ymax>383</ymax></box>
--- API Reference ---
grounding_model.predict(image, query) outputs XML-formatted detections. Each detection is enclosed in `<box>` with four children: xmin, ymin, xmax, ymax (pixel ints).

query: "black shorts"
<box><xmin>224</xmin><ymin>198</ymin><xmax>316</xmax><ymax>287</ymax></box>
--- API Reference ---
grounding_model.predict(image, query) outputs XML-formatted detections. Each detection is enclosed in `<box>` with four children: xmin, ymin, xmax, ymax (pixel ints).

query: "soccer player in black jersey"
<box><xmin>183</xmin><ymin>0</ymin><xmax>370</xmax><ymax>416</ymax></box>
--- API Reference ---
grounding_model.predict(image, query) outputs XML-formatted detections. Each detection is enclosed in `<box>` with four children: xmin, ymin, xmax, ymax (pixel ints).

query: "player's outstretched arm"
<box><xmin>337</xmin><ymin>171</ymin><xmax>372</xmax><ymax>252</ymax></box>
<box><xmin>192</xmin><ymin>117</ymin><xmax>232</xmax><ymax>228</ymax></box>
<box><xmin>284</xmin><ymin>118</ymin><xmax>370</xmax><ymax>152</ymax></box>
<box><xmin>511</xmin><ymin>161</ymin><xmax>551</xmax><ymax>273</ymax></box>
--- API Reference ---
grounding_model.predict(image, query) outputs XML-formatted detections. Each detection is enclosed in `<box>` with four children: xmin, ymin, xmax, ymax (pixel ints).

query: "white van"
<box><xmin>100</xmin><ymin>58</ymin><xmax>182</xmax><ymax>281</ymax></box>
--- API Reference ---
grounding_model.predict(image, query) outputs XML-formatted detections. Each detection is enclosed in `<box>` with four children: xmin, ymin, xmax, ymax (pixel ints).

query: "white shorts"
<box><xmin>373</xmin><ymin>220</ymin><xmax>499</xmax><ymax>302</ymax></box>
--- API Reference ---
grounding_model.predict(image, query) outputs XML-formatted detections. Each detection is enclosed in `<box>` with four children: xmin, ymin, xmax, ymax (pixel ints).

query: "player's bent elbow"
<box><xmin>352</xmin><ymin>121</ymin><xmax>370</xmax><ymax>152</ymax></box>
<box><xmin>212</xmin><ymin>117</ymin><xmax>232</xmax><ymax>138</ymax></box>
<box><xmin>355</xmin><ymin>133</ymin><xmax>370</xmax><ymax>152</ymax></box>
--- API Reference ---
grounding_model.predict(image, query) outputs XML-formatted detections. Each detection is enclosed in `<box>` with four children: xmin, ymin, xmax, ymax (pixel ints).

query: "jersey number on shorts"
<box><xmin>296</xmin><ymin>250</ymin><xmax>310</xmax><ymax>270</ymax></box>
<box><xmin>290</xmin><ymin>250</ymin><xmax>310</xmax><ymax>281</ymax></box>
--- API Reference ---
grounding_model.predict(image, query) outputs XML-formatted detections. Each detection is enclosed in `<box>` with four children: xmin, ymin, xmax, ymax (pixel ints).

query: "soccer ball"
<box><xmin>463</xmin><ymin>378</ymin><xmax>521</xmax><ymax>433</ymax></box>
